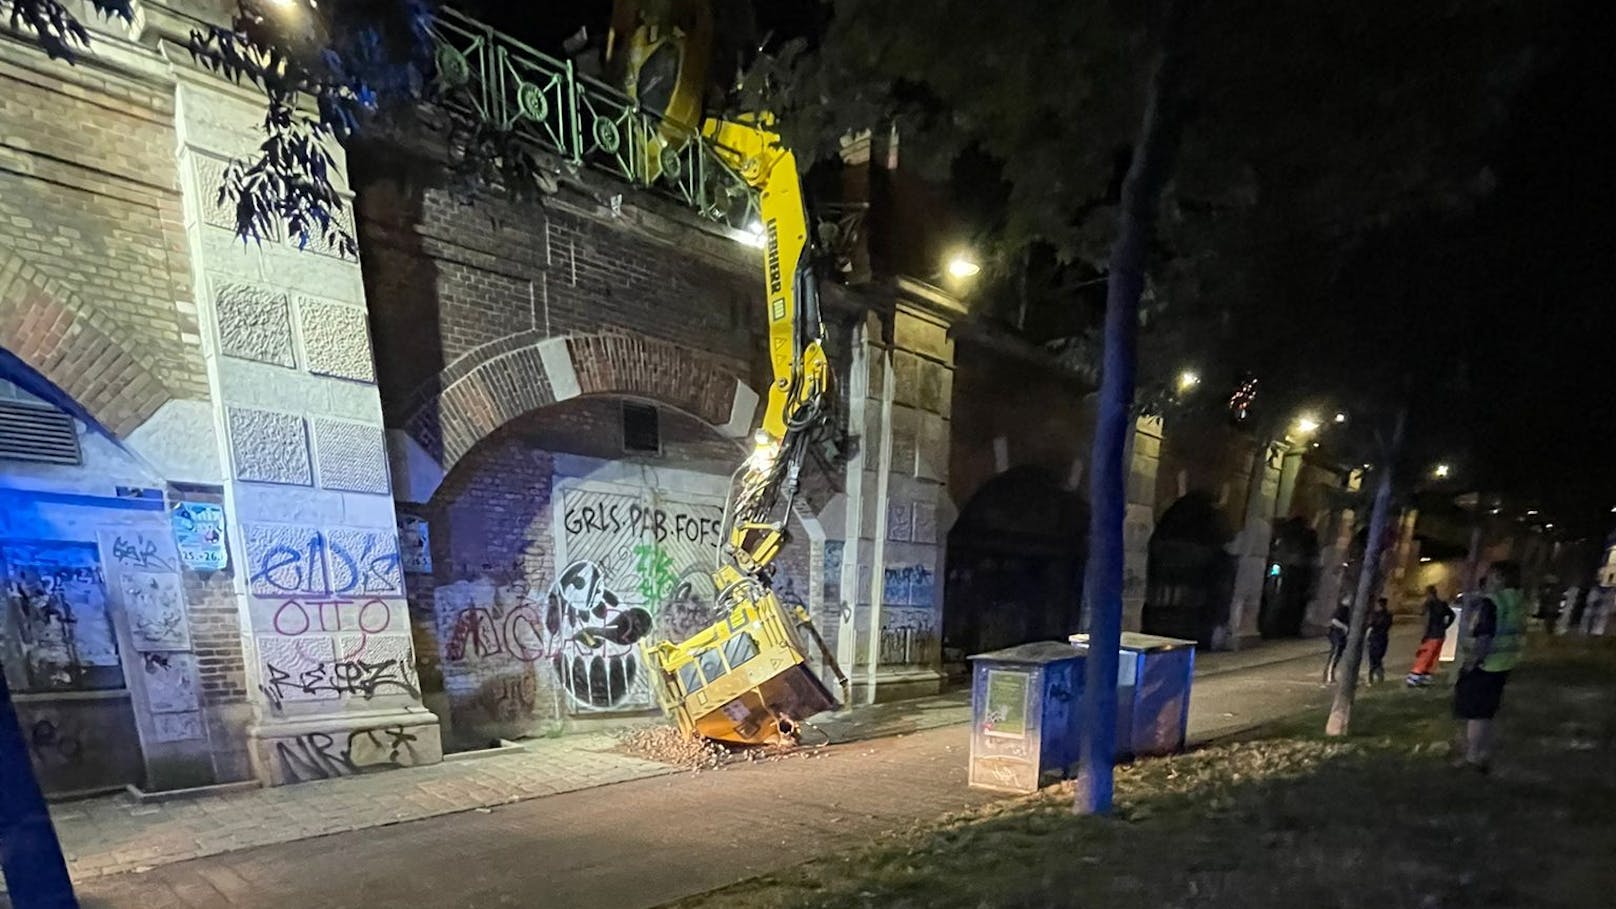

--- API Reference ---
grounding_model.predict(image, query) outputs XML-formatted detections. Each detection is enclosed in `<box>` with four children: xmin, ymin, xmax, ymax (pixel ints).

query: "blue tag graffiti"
<box><xmin>250</xmin><ymin>531</ymin><xmax>401</xmax><ymax>596</ymax></box>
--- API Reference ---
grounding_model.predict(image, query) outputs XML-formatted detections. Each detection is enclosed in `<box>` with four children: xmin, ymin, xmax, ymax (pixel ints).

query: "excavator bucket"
<box><xmin>641</xmin><ymin>592</ymin><xmax>839</xmax><ymax>746</ymax></box>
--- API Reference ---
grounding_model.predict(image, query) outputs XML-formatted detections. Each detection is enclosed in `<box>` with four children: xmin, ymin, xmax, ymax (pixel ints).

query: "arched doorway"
<box><xmin>417</xmin><ymin>394</ymin><xmax>818</xmax><ymax>749</ymax></box>
<box><xmin>1142</xmin><ymin>493</ymin><xmax>1235</xmax><ymax>647</ymax></box>
<box><xmin>1259</xmin><ymin>516</ymin><xmax>1321</xmax><ymax>638</ymax></box>
<box><xmin>943</xmin><ymin>468</ymin><xmax>1088</xmax><ymax>664</ymax></box>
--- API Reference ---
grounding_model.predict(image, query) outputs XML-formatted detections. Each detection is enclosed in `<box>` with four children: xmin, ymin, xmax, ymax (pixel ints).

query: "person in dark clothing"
<box><xmin>1366</xmin><ymin>598</ymin><xmax>1394</xmax><ymax>684</ymax></box>
<box><xmin>1453</xmin><ymin>562</ymin><xmax>1527</xmax><ymax>773</ymax></box>
<box><xmin>1324</xmin><ymin>603</ymin><xmax>1351</xmax><ymax>684</ymax></box>
<box><xmin>1406</xmin><ymin>585</ymin><xmax>1456</xmax><ymax>686</ymax></box>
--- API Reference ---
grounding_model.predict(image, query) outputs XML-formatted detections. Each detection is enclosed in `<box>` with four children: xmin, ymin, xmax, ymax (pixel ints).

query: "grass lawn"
<box><xmin>670</xmin><ymin>636</ymin><xmax>1616</xmax><ymax>909</ymax></box>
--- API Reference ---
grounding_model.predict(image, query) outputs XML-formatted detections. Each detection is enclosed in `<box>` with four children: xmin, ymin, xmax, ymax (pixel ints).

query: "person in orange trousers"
<box><xmin>1407</xmin><ymin>585</ymin><xmax>1456</xmax><ymax>686</ymax></box>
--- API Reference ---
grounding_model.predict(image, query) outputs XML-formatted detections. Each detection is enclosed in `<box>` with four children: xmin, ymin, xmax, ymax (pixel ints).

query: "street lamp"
<box><xmin>946</xmin><ymin>255</ymin><xmax>981</xmax><ymax>279</ymax></box>
<box><xmin>1293</xmin><ymin>413</ymin><xmax>1321</xmax><ymax>436</ymax></box>
<box><xmin>1333</xmin><ymin>411</ymin><xmax>1348</xmax><ymax>424</ymax></box>
<box><xmin>1177</xmin><ymin>370</ymin><xmax>1200</xmax><ymax>393</ymax></box>
<box><xmin>1433</xmin><ymin>463</ymin><xmax>1451</xmax><ymax>479</ymax></box>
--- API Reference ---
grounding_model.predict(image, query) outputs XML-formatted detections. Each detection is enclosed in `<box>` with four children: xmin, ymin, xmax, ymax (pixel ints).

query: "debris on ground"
<box><xmin>614</xmin><ymin>723</ymin><xmax>832</xmax><ymax>771</ymax></box>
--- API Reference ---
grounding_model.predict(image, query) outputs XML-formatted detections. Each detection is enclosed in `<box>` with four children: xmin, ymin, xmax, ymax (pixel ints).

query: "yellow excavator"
<box><xmin>607</xmin><ymin>0</ymin><xmax>849</xmax><ymax>745</ymax></box>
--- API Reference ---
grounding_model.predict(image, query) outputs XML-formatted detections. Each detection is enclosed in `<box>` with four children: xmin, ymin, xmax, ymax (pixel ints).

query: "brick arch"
<box><xmin>0</xmin><ymin>250</ymin><xmax>173</xmax><ymax>437</ymax></box>
<box><xmin>402</xmin><ymin>330</ymin><xmax>760</xmax><ymax>480</ymax></box>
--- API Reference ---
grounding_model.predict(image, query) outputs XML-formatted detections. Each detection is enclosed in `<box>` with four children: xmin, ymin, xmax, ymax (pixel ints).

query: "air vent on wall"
<box><xmin>0</xmin><ymin>401</ymin><xmax>82</xmax><ymax>465</ymax></box>
<box><xmin>622</xmin><ymin>401</ymin><xmax>661</xmax><ymax>455</ymax></box>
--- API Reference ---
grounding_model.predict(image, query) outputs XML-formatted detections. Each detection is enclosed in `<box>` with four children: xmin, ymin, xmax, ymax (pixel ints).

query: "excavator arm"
<box><xmin>608</xmin><ymin>1</ymin><xmax>848</xmax><ymax>746</ymax></box>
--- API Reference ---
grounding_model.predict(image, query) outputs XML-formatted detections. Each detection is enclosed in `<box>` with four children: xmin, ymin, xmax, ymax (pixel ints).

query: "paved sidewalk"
<box><xmin>68</xmin><ymin>629</ymin><xmax>1421</xmax><ymax>909</ymax></box>
<box><xmin>37</xmin><ymin>734</ymin><xmax>672</xmax><ymax>884</ymax></box>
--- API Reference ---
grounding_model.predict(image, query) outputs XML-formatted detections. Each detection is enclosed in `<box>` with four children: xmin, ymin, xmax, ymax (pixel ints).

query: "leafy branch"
<box><xmin>185</xmin><ymin>0</ymin><xmax>436</xmax><ymax>258</ymax></box>
<box><xmin>1</xmin><ymin>0</ymin><xmax>132</xmax><ymax>61</ymax></box>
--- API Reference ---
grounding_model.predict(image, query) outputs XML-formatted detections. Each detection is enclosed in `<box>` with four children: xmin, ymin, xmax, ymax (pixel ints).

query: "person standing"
<box><xmin>1324</xmin><ymin>602</ymin><xmax>1351</xmax><ymax>684</ymax></box>
<box><xmin>1453</xmin><ymin>561</ymin><xmax>1526</xmax><ymax>773</ymax></box>
<box><xmin>1366</xmin><ymin>597</ymin><xmax>1394</xmax><ymax>684</ymax></box>
<box><xmin>1406</xmin><ymin>585</ymin><xmax>1455</xmax><ymax>686</ymax></box>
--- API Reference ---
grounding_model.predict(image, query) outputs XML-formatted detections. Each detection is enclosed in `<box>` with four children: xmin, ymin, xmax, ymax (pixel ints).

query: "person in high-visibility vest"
<box><xmin>1452</xmin><ymin>560</ymin><xmax>1526</xmax><ymax>773</ymax></box>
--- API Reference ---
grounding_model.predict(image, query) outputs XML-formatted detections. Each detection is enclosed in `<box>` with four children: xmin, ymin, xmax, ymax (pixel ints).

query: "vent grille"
<box><xmin>622</xmin><ymin>402</ymin><xmax>661</xmax><ymax>455</ymax></box>
<box><xmin>0</xmin><ymin>401</ymin><xmax>82</xmax><ymax>465</ymax></box>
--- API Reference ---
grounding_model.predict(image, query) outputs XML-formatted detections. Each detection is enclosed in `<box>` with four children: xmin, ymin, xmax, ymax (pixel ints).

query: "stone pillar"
<box><xmin>172</xmin><ymin>75</ymin><xmax>441</xmax><ymax>784</ymax></box>
<box><xmin>1122</xmin><ymin>416</ymin><xmax>1163</xmax><ymax>632</ymax></box>
<box><xmin>825</xmin><ymin>289</ymin><xmax>956</xmax><ymax>704</ymax></box>
<box><xmin>1223</xmin><ymin>441</ymin><xmax>1284</xmax><ymax>648</ymax></box>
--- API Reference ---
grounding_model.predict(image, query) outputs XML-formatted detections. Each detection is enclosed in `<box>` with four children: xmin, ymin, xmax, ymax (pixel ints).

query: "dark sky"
<box><xmin>1463</xmin><ymin>0</ymin><xmax>1616</xmax><ymax>537</ymax></box>
<box><xmin>465</xmin><ymin>0</ymin><xmax>1615</xmax><ymax>537</ymax></box>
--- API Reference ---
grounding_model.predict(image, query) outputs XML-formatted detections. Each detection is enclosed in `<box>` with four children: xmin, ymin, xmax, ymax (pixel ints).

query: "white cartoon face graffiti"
<box><xmin>543</xmin><ymin>560</ymin><xmax>653</xmax><ymax>710</ymax></box>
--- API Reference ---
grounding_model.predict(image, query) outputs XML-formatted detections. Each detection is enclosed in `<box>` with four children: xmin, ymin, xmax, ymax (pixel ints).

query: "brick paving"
<box><xmin>45</xmin><ymin>629</ymin><xmax>1423</xmax><ymax>909</ymax></box>
<box><xmin>35</xmin><ymin>734</ymin><xmax>671</xmax><ymax>885</ymax></box>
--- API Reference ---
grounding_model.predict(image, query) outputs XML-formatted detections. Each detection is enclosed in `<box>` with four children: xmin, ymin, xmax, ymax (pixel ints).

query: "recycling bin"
<box><xmin>1069</xmin><ymin>631</ymin><xmax>1196</xmax><ymax>758</ymax></box>
<box><xmin>967</xmin><ymin>642</ymin><xmax>1084</xmax><ymax>793</ymax></box>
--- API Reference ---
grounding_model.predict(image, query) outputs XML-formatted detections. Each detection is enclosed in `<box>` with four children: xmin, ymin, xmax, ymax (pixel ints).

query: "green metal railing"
<box><xmin>429</xmin><ymin>8</ymin><xmax>761</xmax><ymax>231</ymax></box>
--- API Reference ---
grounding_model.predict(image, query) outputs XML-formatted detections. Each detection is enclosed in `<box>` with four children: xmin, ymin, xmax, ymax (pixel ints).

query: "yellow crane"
<box><xmin>607</xmin><ymin>0</ymin><xmax>849</xmax><ymax>745</ymax></box>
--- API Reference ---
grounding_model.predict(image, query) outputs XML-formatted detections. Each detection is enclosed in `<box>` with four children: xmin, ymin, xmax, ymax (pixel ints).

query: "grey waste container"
<box><xmin>1069</xmin><ymin>631</ymin><xmax>1196</xmax><ymax>757</ymax></box>
<box><xmin>967</xmin><ymin>642</ymin><xmax>1083</xmax><ymax>793</ymax></box>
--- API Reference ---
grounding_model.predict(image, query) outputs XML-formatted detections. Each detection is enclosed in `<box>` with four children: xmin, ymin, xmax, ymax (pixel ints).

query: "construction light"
<box><xmin>742</xmin><ymin>220</ymin><xmax>767</xmax><ymax>249</ymax></box>
<box><xmin>946</xmin><ymin>255</ymin><xmax>981</xmax><ymax>279</ymax></box>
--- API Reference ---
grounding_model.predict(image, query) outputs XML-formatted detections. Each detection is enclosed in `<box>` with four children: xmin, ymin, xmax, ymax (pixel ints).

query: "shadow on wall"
<box><xmin>1260</xmin><ymin>517</ymin><xmax>1321</xmax><ymax>639</ymax></box>
<box><xmin>943</xmin><ymin>467</ymin><xmax>1088</xmax><ymax>662</ymax></box>
<box><xmin>1143</xmin><ymin>492</ymin><xmax>1235</xmax><ymax>648</ymax></box>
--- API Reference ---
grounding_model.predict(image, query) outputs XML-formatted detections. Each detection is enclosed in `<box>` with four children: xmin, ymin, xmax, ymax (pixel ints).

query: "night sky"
<box><xmin>1462</xmin><ymin>0</ymin><xmax>1616</xmax><ymax>537</ymax></box>
<box><xmin>479</xmin><ymin>1</ymin><xmax>1615</xmax><ymax>537</ymax></box>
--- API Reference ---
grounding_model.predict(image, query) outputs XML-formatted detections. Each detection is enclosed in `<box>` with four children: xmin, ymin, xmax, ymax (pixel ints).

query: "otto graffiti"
<box><xmin>273</xmin><ymin>725</ymin><xmax>424</xmax><ymax>783</ymax></box>
<box><xmin>245</xmin><ymin>522</ymin><xmax>421</xmax><ymax>717</ymax></box>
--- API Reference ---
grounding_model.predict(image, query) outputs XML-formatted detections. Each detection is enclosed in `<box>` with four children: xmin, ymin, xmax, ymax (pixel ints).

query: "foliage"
<box><xmin>1</xmin><ymin>0</ymin><xmax>131</xmax><ymax>61</ymax></box>
<box><xmin>185</xmin><ymin>0</ymin><xmax>436</xmax><ymax>258</ymax></box>
<box><xmin>779</xmin><ymin>0</ymin><xmax>1553</xmax><ymax>446</ymax></box>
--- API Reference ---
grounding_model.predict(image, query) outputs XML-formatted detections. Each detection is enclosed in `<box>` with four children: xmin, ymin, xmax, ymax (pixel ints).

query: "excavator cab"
<box><xmin>641</xmin><ymin>585</ymin><xmax>837</xmax><ymax>745</ymax></box>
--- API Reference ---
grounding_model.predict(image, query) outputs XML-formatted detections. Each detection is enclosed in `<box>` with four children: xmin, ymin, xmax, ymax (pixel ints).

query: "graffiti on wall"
<box><xmin>245</xmin><ymin>523</ymin><xmax>418</xmax><ymax>715</ymax></box>
<box><xmin>142</xmin><ymin>652</ymin><xmax>200</xmax><ymax>713</ymax></box>
<box><xmin>882</xmin><ymin>563</ymin><xmax>937</xmax><ymax>609</ymax></box>
<box><xmin>121</xmin><ymin>572</ymin><xmax>191</xmax><ymax>651</ymax></box>
<box><xmin>435</xmin><ymin>485</ymin><xmax>727</xmax><ymax>725</ymax></box>
<box><xmin>1</xmin><ymin>541</ymin><xmax>122</xmax><ymax>692</ymax></box>
<box><xmin>880</xmin><ymin>608</ymin><xmax>940</xmax><ymax>666</ymax></box>
<box><xmin>273</xmin><ymin>724</ymin><xmax>426</xmax><ymax>783</ymax></box>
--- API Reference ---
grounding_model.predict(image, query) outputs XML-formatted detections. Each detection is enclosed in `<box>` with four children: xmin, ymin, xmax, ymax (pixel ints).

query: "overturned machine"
<box><xmin>608</xmin><ymin>0</ymin><xmax>848</xmax><ymax>745</ymax></box>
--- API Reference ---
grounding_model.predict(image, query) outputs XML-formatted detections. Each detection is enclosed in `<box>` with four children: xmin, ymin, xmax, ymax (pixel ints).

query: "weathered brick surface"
<box><xmin>0</xmin><ymin>56</ymin><xmax>204</xmax><ymax>434</ymax></box>
<box><xmin>355</xmin><ymin>165</ymin><xmax>763</xmax><ymax>442</ymax></box>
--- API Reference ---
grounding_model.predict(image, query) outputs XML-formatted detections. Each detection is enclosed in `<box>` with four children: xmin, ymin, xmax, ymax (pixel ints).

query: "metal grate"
<box><xmin>622</xmin><ymin>401</ymin><xmax>661</xmax><ymax>455</ymax></box>
<box><xmin>0</xmin><ymin>401</ymin><xmax>82</xmax><ymax>465</ymax></box>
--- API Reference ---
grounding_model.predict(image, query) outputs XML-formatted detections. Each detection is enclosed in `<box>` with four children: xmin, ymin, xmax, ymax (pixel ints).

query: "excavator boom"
<box><xmin>609</xmin><ymin>1</ymin><xmax>847</xmax><ymax>746</ymax></box>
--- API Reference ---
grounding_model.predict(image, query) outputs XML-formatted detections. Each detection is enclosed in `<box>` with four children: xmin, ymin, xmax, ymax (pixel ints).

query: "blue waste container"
<box><xmin>1069</xmin><ymin>631</ymin><xmax>1196</xmax><ymax>758</ymax></box>
<box><xmin>967</xmin><ymin>642</ymin><xmax>1083</xmax><ymax>793</ymax></box>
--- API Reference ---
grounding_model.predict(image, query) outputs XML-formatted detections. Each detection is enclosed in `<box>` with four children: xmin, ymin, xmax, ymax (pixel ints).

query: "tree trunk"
<box><xmin>1074</xmin><ymin>1</ymin><xmax>1192</xmax><ymax>816</ymax></box>
<box><xmin>0</xmin><ymin>670</ymin><xmax>79</xmax><ymax>906</ymax></box>
<box><xmin>1325</xmin><ymin>408</ymin><xmax>1407</xmax><ymax>737</ymax></box>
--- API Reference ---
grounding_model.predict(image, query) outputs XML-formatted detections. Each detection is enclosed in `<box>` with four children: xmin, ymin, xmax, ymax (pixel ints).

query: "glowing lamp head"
<box><xmin>742</xmin><ymin>220</ymin><xmax>767</xmax><ymax>249</ymax></box>
<box><xmin>1294</xmin><ymin>414</ymin><xmax>1321</xmax><ymax>436</ymax></box>
<box><xmin>1176</xmin><ymin>370</ymin><xmax>1200</xmax><ymax>393</ymax></box>
<box><xmin>946</xmin><ymin>256</ymin><xmax>981</xmax><ymax>279</ymax></box>
<box><xmin>1433</xmin><ymin>463</ymin><xmax>1451</xmax><ymax>479</ymax></box>
<box><xmin>1333</xmin><ymin>411</ymin><xmax>1348</xmax><ymax>424</ymax></box>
